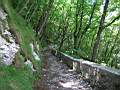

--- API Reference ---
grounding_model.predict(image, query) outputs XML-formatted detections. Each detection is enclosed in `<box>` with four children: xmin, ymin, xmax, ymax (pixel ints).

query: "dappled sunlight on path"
<box><xmin>34</xmin><ymin>50</ymin><xmax>92</xmax><ymax>90</ymax></box>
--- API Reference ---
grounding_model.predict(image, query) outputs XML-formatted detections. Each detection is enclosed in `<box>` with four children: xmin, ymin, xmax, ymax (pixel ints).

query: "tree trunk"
<box><xmin>35</xmin><ymin>0</ymin><xmax>54</xmax><ymax>38</ymax></box>
<box><xmin>59</xmin><ymin>20</ymin><xmax>69</xmax><ymax>51</ymax></box>
<box><xmin>78</xmin><ymin>1</ymin><xmax>97</xmax><ymax>46</ymax></box>
<box><xmin>74</xmin><ymin>0</ymin><xmax>84</xmax><ymax>54</ymax></box>
<box><xmin>107</xmin><ymin>28</ymin><xmax>120</xmax><ymax>64</ymax></box>
<box><xmin>91</xmin><ymin>0</ymin><xmax>109</xmax><ymax>62</ymax></box>
<box><xmin>18</xmin><ymin>0</ymin><xmax>30</xmax><ymax>14</ymax></box>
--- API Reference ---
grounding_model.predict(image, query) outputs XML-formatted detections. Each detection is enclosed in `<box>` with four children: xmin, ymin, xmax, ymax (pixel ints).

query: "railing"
<box><xmin>51</xmin><ymin>49</ymin><xmax>120</xmax><ymax>90</ymax></box>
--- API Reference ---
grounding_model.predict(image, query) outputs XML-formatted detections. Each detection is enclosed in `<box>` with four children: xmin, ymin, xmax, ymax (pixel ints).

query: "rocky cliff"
<box><xmin>0</xmin><ymin>8</ymin><xmax>19</xmax><ymax>65</ymax></box>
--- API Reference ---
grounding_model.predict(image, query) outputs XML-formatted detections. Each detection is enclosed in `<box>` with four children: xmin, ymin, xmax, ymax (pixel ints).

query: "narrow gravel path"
<box><xmin>34</xmin><ymin>50</ymin><xmax>92</xmax><ymax>90</ymax></box>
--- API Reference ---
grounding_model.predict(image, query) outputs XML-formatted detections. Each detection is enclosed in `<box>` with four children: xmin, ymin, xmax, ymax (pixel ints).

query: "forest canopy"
<box><xmin>11</xmin><ymin>0</ymin><xmax>120</xmax><ymax>69</ymax></box>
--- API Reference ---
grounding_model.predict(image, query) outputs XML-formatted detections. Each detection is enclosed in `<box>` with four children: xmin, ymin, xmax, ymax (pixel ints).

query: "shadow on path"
<box><xmin>34</xmin><ymin>50</ymin><xmax>92</xmax><ymax>90</ymax></box>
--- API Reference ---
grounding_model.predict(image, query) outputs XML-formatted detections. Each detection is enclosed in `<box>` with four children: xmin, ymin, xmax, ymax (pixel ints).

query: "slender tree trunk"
<box><xmin>18</xmin><ymin>0</ymin><xmax>30</xmax><ymax>14</ymax></box>
<box><xmin>16</xmin><ymin>0</ymin><xmax>24</xmax><ymax>11</ymax></box>
<box><xmin>74</xmin><ymin>0</ymin><xmax>84</xmax><ymax>54</ymax></box>
<box><xmin>35</xmin><ymin>0</ymin><xmax>54</xmax><ymax>37</ymax></box>
<box><xmin>73</xmin><ymin>0</ymin><xmax>79</xmax><ymax>51</ymax></box>
<box><xmin>78</xmin><ymin>1</ymin><xmax>97</xmax><ymax>46</ymax></box>
<box><xmin>59</xmin><ymin>19</ymin><xmax>69</xmax><ymax>51</ymax></box>
<box><xmin>91</xmin><ymin>0</ymin><xmax>109</xmax><ymax>62</ymax></box>
<box><xmin>25</xmin><ymin>1</ymin><xmax>35</xmax><ymax>21</ymax></box>
<box><xmin>107</xmin><ymin>28</ymin><xmax>120</xmax><ymax>64</ymax></box>
<box><xmin>76</xmin><ymin>0</ymin><xmax>84</xmax><ymax>41</ymax></box>
<box><xmin>27</xmin><ymin>4</ymin><xmax>38</xmax><ymax>23</ymax></box>
<box><xmin>102</xmin><ymin>29</ymin><xmax>113</xmax><ymax>62</ymax></box>
<box><xmin>54</xmin><ymin>24</ymin><xmax>62</xmax><ymax>42</ymax></box>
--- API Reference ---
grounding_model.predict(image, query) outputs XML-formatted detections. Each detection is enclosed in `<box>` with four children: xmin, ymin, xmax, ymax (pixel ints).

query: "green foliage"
<box><xmin>2</xmin><ymin>0</ymin><xmax>42</xmax><ymax>65</ymax></box>
<box><xmin>44</xmin><ymin>0</ymin><xmax>120</xmax><ymax>69</ymax></box>
<box><xmin>10</xmin><ymin>0</ymin><xmax>48</xmax><ymax>28</ymax></box>
<box><xmin>0</xmin><ymin>65</ymin><xmax>35</xmax><ymax>90</ymax></box>
<box><xmin>0</xmin><ymin>0</ymin><xmax>43</xmax><ymax>89</ymax></box>
<box><xmin>2</xmin><ymin>0</ymin><xmax>120</xmax><ymax>71</ymax></box>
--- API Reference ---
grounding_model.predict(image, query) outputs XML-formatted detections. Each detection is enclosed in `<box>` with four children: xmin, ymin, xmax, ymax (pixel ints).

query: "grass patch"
<box><xmin>0</xmin><ymin>65</ymin><xmax>35</xmax><ymax>90</ymax></box>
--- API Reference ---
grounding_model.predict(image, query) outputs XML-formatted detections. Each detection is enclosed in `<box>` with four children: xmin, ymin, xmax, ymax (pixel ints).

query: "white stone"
<box><xmin>30</xmin><ymin>43</ymin><xmax>40</xmax><ymax>61</ymax></box>
<box><xmin>25</xmin><ymin>59</ymin><xmax>36</xmax><ymax>71</ymax></box>
<box><xmin>0</xmin><ymin>8</ymin><xmax>7</xmax><ymax>20</ymax></box>
<box><xmin>0</xmin><ymin>8</ymin><xmax>19</xmax><ymax>65</ymax></box>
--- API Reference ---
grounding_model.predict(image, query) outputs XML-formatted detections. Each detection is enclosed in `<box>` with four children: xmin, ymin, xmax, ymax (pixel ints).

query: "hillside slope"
<box><xmin>0</xmin><ymin>0</ymin><xmax>42</xmax><ymax>90</ymax></box>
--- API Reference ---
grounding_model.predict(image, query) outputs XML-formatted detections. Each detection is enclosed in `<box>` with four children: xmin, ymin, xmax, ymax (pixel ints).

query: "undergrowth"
<box><xmin>0</xmin><ymin>0</ymin><xmax>42</xmax><ymax>90</ymax></box>
<box><xmin>0</xmin><ymin>65</ymin><xmax>34</xmax><ymax>90</ymax></box>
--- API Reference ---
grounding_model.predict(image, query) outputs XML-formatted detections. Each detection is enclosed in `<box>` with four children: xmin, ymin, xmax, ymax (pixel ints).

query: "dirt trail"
<box><xmin>34</xmin><ymin>50</ymin><xmax>92</xmax><ymax>90</ymax></box>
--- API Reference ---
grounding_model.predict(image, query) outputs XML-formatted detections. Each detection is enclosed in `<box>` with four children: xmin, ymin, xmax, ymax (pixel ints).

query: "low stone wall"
<box><xmin>51</xmin><ymin>49</ymin><xmax>120</xmax><ymax>90</ymax></box>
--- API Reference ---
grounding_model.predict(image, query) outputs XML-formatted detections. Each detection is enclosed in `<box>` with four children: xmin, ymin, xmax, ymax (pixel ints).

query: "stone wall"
<box><xmin>51</xmin><ymin>49</ymin><xmax>120</xmax><ymax>90</ymax></box>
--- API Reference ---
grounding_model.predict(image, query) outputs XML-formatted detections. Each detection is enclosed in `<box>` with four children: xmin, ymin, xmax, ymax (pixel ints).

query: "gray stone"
<box><xmin>0</xmin><ymin>7</ymin><xmax>19</xmax><ymax>65</ymax></box>
<box><xmin>51</xmin><ymin>49</ymin><xmax>120</xmax><ymax>90</ymax></box>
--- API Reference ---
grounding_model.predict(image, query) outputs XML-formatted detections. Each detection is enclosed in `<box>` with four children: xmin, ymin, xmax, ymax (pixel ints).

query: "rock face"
<box><xmin>0</xmin><ymin>8</ymin><xmax>19</xmax><ymax>65</ymax></box>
